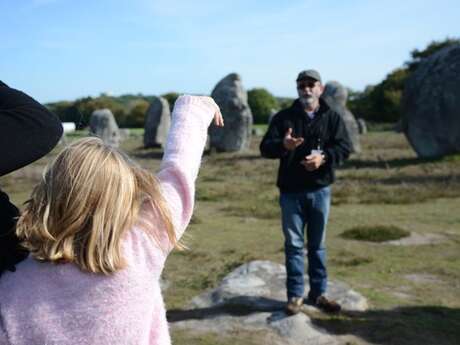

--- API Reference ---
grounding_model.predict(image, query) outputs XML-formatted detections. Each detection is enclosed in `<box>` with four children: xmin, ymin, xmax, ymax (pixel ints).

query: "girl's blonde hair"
<box><xmin>16</xmin><ymin>137</ymin><xmax>176</xmax><ymax>274</ymax></box>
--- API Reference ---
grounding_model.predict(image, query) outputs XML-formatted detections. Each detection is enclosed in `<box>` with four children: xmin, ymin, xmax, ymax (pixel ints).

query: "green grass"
<box><xmin>340</xmin><ymin>225</ymin><xmax>410</xmax><ymax>242</ymax></box>
<box><xmin>1</xmin><ymin>130</ymin><xmax>460</xmax><ymax>344</ymax></box>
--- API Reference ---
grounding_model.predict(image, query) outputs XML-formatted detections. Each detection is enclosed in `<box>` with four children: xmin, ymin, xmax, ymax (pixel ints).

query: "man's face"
<box><xmin>297</xmin><ymin>78</ymin><xmax>323</xmax><ymax>108</ymax></box>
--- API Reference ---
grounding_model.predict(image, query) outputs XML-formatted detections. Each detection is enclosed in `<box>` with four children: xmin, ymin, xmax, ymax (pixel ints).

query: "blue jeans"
<box><xmin>280</xmin><ymin>187</ymin><xmax>331</xmax><ymax>300</ymax></box>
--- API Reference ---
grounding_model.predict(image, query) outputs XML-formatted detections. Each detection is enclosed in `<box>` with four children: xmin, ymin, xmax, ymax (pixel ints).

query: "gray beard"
<box><xmin>300</xmin><ymin>95</ymin><xmax>316</xmax><ymax>107</ymax></box>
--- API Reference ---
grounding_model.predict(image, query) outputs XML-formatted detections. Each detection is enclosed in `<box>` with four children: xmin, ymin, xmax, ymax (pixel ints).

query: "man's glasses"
<box><xmin>297</xmin><ymin>81</ymin><xmax>317</xmax><ymax>89</ymax></box>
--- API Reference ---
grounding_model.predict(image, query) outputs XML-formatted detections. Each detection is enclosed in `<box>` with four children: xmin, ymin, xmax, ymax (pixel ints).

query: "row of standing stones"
<box><xmin>88</xmin><ymin>73</ymin><xmax>363</xmax><ymax>153</ymax></box>
<box><xmin>89</xmin><ymin>43</ymin><xmax>460</xmax><ymax>158</ymax></box>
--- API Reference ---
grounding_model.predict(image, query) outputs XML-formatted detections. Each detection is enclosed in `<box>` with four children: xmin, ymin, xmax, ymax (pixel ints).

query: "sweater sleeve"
<box><xmin>156</xmin><ymin>95</ymin><xmax>216</xmax><ymax>242</ymax></box>
<box><xmin>0</xmin><ymin>81</ymin><xmax>63</xmax><ymax>176</ymax></box>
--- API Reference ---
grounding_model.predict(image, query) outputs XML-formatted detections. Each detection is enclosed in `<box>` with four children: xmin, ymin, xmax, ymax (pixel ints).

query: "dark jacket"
<box><xmin>0</xmin><ymin>81</ymin><xmax>63</xmax><ymax>276</ymax></box>
<box><xmin>260</xmin><ymin>98</ymin><xmax>351</xmax><ymax>192</ymax></box>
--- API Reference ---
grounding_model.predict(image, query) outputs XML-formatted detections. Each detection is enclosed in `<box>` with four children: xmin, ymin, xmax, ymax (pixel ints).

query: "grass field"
<box><xmin>1</xmin><ymin>129</ymin><xmax>459</xmax><ymax>345</ymax></box>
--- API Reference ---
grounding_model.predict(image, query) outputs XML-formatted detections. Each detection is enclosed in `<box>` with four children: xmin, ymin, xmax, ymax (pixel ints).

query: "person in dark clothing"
<box><xmin>0</xmin><ymin>81</ymin><xmax>63</xmax><ymax>277</ymax></box>
<box><xmin>260</xmin><ymin>69</ymin><xmax>351</xmax><ymax>314</ymax></box>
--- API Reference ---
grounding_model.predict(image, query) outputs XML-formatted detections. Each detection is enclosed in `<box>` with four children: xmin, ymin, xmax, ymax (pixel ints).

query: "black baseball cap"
<box><xmin>296</xmin><ymin>69</ymin><xmax>322</xmax><ymax>83</ymax></box>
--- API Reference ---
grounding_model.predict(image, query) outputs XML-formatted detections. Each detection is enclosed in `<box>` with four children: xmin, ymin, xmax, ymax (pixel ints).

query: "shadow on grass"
<box><xmin>343</xmin><ymin>157</ymin><xmax>436</xmax><ymax>170</ymax></box>
<box><xmin>167</xmin><ymin>296</ymin><xmax>284</xmax><ymax>322</ymax></box>
<box><xmin>168</xmin><ymin>300</ymin><xmax>460</xmax><ymax>345</ymax></box>
<box><xmin>131</xmin><ymin>150</ymin><xmax>164</xmax><ymax>160</ymax></box>
<box><xmin>311</xmin><ymin>306</ymin><xmax>460</xmax><ymax>345</ymax></box>
<box><xmin>378</xmin><ymin>174</ymin><xmax>460</xmax><ymax>186</ymax></box>
<box><xmin>207</xmin><ymin>153</ymin><xmax>263</xmax><ymax>162</ymax></box>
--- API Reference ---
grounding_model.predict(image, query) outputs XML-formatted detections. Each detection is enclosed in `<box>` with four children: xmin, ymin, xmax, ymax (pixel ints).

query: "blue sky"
<box><xmin>1</xmin><ymin>0</ymin><xmax>459</xmax><ymax>103</ymax></box>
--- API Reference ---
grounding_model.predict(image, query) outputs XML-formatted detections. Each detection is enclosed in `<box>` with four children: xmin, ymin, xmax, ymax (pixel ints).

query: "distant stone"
<box><xmin>144</xmin><ymin>97</ymin><xmax>171</xmax><ymax>148</ymax></box>
<box><xmin>209</xmin><ymin>73</ymin><xmax>253</xmax><ymax>152</ymax></box>
<box><xmin>403</xmin><ymin>273</ymin><xmax>439</xmax><ymax>285</ymax></box>
<box><xmin>268</xmin><ymin>108</ymin><xmax>278</xmax><ymax>124</ymax></box>
<box><xmin>383</xmin><ymin>232</ymin><xmax>446</xmax><ymax>246</ymax></box>
<box><xmin>251</xmin><ymin>127</ymin><xmax>265</xmax><ymax>136</ymax></box>
<box><xmin>402</xmin><ymin>44</ymin><xmax>460</xmax><ymax>158</ymax></box>
<box><xmin>89</xmin><ymin>109</ymin><xmax>120</xmax><ymax>147</ymax></box>
<box><xmin>393</xmin><ymin>119</ymin><xmax>403</xmax><ymax>133</ymax></box>
<box><xmin>357</xmin><ymin>118</ymin><xmax>367</xmax><ymax>134</ymax></box>
<box><xmin>322</xmin><ymin>81</ymin><xmax>361</xmax><ymax>153</ymax></box>
<box><xmin>170</xmin><ymin>260</ymin><xmax>367</xmax><ymax>345</ymax></box>
<box><xmin>160</xmin><ymin>277</ymin><xmax>170</xmax><ymax>292</ymax></box>
<box><xmin>119</xmin><ymin>129</ymin><xmax>130</xmax><ymax>141</ymax></box>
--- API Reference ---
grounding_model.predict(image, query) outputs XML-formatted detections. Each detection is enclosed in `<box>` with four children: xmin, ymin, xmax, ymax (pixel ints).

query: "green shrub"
<box><xmin>348</xmin><ymin>37</ymin><xmax>460</xmax><ymax>123</ymax></box>
<box><xmin>247</xmin><ymin>88</ymin><xmax>279</xmax><ymax>124</ymax></box>
<box><xmin>340</xmin><ymin>225</ymin><xmax>410</xmax><ymax>242</ymax></box>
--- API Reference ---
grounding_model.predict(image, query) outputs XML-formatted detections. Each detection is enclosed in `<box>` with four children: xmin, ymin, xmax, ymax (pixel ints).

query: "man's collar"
<box><xmin>292</xmin><ymin>98</ymin><xmax>329</xmax><ymax>117</ymax></box>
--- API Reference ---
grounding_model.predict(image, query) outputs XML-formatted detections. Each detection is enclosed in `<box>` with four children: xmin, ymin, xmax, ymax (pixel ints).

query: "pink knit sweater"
<box><xmin>0</xmin><ymin>95</ymin><xmax>216</xmax><ymax>345</ymax></box>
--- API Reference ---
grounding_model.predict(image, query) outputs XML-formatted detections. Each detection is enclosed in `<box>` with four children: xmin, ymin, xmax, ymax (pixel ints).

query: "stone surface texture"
<box><xmin>144</xmin><ymin>97</ymin><xmax>171</xmax><ymax>148</ymax></box>
<box><xmin>170</xmin><ymin>260</ymin><xmax>368</xmax><ymax>345</ymax></box>
<box><xmin>89</xmin><ymin>108</ymin><xmax>120</xmax><ymax>147</ymax></box>
<box><xmin>321</xmin><ymin>81</ymin><xmax>361</xmax><ymax>153</ymax></box>
<box><xmin>402</xmin><ymin>44</ymin><xmax>460</xmax><ymax>158</ymax></box>
<box><xmin>209</xmin><ymin>73</ymin><xmax>253</xmax><ymax>152</ymax></box>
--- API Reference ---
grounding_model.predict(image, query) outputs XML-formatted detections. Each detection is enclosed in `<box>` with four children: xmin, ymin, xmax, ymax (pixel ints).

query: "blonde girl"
<box><xmin>0</xmin><ymin>95</ymin><xmax>223</xmax><ymax>345</ymax></box>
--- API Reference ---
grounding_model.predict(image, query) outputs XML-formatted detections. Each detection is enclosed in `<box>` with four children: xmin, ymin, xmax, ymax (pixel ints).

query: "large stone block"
<box><xmin>209</xmin><ymin>73</ymin><xmax>253</xmax><ymax>152</ymax></box>
<box><xmin>402</xmin><ymin>44</ymin><xmax>460</xmax><ymax>158</ymax></box>
<box><xmin>144</xmin><ymin>97</ymin><xmax>171</xmax><ymax>148</ymax></box>
<box><xmin>321</xmin><ymin>81</ymin><xmax>361</xmax><ymax>153</ymax></box>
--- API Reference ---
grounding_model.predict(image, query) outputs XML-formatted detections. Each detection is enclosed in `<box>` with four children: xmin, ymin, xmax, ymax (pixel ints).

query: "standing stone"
<box><xmin>402</xmin><ymin>44</ymin><xmax>460</xmax><ymax>158</ymax></box>
<box><xmin>144</xmin><ymin>97</ymin><xmax>171</xmax><ymax>148</ymax></box>
<box><xmin>209</xmin><ymin>73</ymin><xmax>253</xmax><ymax>152</ymax></box>
<box><xmin>268</xmin><ymin>108</ymin><xmax>277</xmax><ymax>124</ymax></box>
<box><xmin>321</xmin><ymin>81</ymin><xmax>361</xmax><ymax>153</ymax></box>
<box><xmin>89</xmin><ymin>109</ymin><xmax>120</xmax><ymax>147</ymax></box>
<box><xmin>357</xmin><ymin>118</ymin><xmax>367</xmax><ymax>134</ymax></box>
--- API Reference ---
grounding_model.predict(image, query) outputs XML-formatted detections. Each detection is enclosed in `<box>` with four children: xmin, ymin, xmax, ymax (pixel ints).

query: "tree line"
<box><xmin>47</xmin><ymin>38</ymin><xmax>458</xmax><ymax>128</ymax></box>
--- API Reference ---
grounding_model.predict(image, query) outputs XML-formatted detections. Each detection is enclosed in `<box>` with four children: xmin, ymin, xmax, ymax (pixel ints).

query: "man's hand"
<box><xmin>301</xmin><ymin>153</ymin><xmax>324</xmax><ymax>171</ymax></box>
<box><xmin>283</xmin><ymin>128</ymin><xmax>304</xmax><ymax>151</ymax></box>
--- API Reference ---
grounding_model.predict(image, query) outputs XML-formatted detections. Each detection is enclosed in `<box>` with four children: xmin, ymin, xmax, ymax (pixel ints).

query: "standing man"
<box><xmin>260</xmin><ymin>70</ymin><xmax>351</xmax><ymax>314</ymax></box>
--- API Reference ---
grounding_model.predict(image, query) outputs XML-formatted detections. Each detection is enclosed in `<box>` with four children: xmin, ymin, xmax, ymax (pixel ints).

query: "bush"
<box><xmin>125</xmin><ymin>100</ymin><xmax>150</xmax><ymax>128</ymax></box>
<box><xmin>340</xmin><ymin>225</ymin><xmax>410</xmax><ymax>242</ymax></box>
<box><xmin>161</xmin><ymin>92</ymin><xmax>180</xmax><ymax>112</ymax></box>
<box><xmin>247</xmin><ymin>88</ymin><xmax>279</xmax><ymax>124</ymax></box>
<box><xmin>349</xmin><ymin>68</ymin><xmax>409</xmax><ymax>123</ymax></box>
<box><xmin>348</xmin><ymin>37</ymin><xmax>460</xmax><ymax>123</ymax></box>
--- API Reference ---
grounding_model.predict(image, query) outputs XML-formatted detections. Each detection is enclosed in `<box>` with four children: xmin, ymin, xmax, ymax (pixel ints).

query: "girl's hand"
<box><xmin>213</xmin><ymin>107</ymin><xmax>224</xmax><ymax>127</ymax></box>
<box><xmin>198</xmin><ymin>96</ymin><xmax>224</xmax><ymax>127</ymax></box>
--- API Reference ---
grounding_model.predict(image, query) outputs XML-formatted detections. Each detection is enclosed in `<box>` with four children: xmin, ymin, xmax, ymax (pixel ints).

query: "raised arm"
<box><xmin>156</xmin><ymin>95</ymin><xmax>222</xmax><ymax>243</ymax></box>
<box><xmin>0</xmin><ymin>81</ymin><xmax>63</xmax><ymax>176</ymax></box>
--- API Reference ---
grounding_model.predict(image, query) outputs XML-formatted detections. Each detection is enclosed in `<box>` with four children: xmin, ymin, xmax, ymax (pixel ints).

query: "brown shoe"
<box><xmin>312</xmin><ymin>295</ymin><xmax>341</xmax><ymax>313</ymax></box>
<box><xmin>285</xmin><ymin>297</ymin><xmax>304</xmax><ymax>315</ymax></box>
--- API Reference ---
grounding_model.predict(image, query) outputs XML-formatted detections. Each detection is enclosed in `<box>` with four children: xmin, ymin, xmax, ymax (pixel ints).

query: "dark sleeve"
<box><xmin>0</xmin><ymin>81</ymin><xmax>63</xmax><ymax>176</ymax></box>
<box><xmin>259</xmin><ymin>115</ymin><xmax>287</xmax><ymax>159</ymax></box>
<box><xmin>0</xmin><ymin>190</ymin><xmax>28</xmax><ymax>277</ymax></box>
<box><xmin>323</xmin><ymin>114</ymin><xmax>352</xmax><ymax>167</ymax></box>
